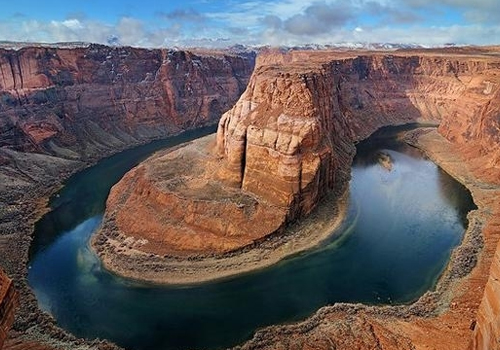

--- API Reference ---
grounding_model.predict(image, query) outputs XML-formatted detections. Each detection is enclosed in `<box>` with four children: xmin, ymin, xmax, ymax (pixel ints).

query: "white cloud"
<box><xmin>0</xmin><ymin>0</ymin><xmax>498</xmax><ymax>47</ymax></box>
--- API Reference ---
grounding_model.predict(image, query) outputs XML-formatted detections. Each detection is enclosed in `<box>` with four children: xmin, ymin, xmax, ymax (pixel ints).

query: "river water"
<box><xmin>28</xmin><ymin>125</ymin><xmax>475</xmax><ymax>350</ymax></box>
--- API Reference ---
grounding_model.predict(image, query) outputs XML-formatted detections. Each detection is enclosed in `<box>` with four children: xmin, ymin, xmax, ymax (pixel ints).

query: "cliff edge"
<box><xmin>93</xmin><ymin>48</ymin><xmax>500</xmax><ymax>287</ymax></box>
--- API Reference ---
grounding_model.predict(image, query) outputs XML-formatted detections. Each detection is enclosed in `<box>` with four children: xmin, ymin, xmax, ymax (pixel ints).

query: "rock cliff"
<box><xmin>0</xmin><ymin>44</ymin><xmax>255</xmax><ymax>159</ymax></box>
<box><xmin>217</xmin><ymin>49</ymin><xmax>500</xmax><ymax>225</ymax></box>
<box><xmin>99</xmin><ymin>47</ymin><xmax>500</xmax><ymax>261</ymax></box>
<box><xmin>0</xmin><ymin>44</ymin><xmax>255</xmax><ymax>349</ymax></box>
<box><xmin>0</xmin><ymin>269</ymin><xmax>17</xmax><ymax>349</ymax></box>
<box><xmin>96</xmin><ymin>46</ymin><xmax>500</xmax><ymax>349</ymax></box>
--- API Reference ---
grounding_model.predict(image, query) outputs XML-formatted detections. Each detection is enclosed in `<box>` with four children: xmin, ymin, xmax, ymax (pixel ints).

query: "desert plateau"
<box><xmin>1</xmin><ymin>1</ymin><xmax>500</xmax><ymax>350</ymax></box>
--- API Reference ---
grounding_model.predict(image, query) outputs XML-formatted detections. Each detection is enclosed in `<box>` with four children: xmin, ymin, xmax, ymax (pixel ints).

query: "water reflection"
<box><xmin>28</xmin><ymin>125</ymin><xmax>475</xmax><ymax>350</ymax></box>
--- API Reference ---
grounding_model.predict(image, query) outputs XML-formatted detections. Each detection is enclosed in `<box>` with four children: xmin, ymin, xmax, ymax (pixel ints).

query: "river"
<box><xmin>27</xmin><ymin>125</ymin><xmax>475</xmax><ymax>350</ymax></box>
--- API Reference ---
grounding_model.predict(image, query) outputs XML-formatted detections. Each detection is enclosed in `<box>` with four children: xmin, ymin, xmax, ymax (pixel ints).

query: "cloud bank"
<box><xmin>0</xmin><ymin>0</ymin><xmax>499</xmax><ymax>47</ymax></box>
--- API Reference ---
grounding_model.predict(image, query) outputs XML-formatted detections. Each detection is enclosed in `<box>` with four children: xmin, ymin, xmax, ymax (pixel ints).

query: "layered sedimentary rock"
<box><xmin>100</xmin><ymin>135</ymin><xmax>287</xmax><ymax>257</ymax></box>
<box><xmin>96</xmin><ymin>46</ymin><xmax>500</xmax><ymax>348</ymax></box>
<box><xmin>2</xmin><ymin>44</ymin><xmax>500</xmax><ymax>350</ymax></box>
<box><xmin>0</xmin><ymin>44</ymin><xmax>254</xmax><ymax>349</ymax></box>
<box><xmin>0</xmin><ymin>43</ymin><xmax>255</xmax><ymax>254</ymax></box>
<box><xmin>0</xmin><ymin>269</ymin><xmax>17</xmax><ymax>349</ymax></box>
<box><xmin>0</xmin><ymin>44</ymin><xmax>255</xmax><ymax>159</ymax></box>
<box><xmin>99</xmin><ymin>48</ymin><xmax>500</xmax><ymax>261</ymax></box>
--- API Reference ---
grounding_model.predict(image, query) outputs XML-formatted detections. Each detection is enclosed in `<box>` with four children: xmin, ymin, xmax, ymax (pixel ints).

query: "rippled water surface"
<box><xmin>28</xmin><ymin>125</ymin><xmax>475</xmax><ymax>350</ymax></box>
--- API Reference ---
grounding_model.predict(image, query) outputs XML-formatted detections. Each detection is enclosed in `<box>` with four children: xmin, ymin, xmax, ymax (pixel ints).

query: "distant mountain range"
<box><xmin>0</xmin><ymin>40</ymin><xmax>460</xmax><ymax>51</ymax></box>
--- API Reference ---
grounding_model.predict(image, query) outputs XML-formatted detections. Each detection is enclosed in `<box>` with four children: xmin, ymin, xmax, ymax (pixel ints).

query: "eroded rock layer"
<box><xmin>99</xmin><ymin>48</ymin><xmax>500</xmax><ymax>259</ymax></box>
<box><xmin>0</xmin><ymin>44</ymin><xmax>254</xmax><ymax>158</ymax></box>
<box><xmin>96</xmin><ymin>47</ymin><xmax>500</xmax><ymax>349</ymax></box>
<box><xmin>0</xmin><ymin>269</ymin><xmax>17</xmax><ymax>349</ymax></box>
<box><xmin>99</xmin><ymin>135</ymin><xmax>287</xmax><ymax>257</ymax></box>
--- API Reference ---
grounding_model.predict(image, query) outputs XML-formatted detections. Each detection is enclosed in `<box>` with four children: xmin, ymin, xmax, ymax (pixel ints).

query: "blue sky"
<box><xmin>0</xmin><ymin>0</ymin><xmax>499</xmax><ymax>47</ymax></box>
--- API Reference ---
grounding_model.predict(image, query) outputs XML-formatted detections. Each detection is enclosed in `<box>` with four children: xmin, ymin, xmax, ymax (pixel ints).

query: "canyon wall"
<box><xmin>0</xmin><ymin>44</ymin><xmax>255</xmax><ymax>159</ymax></box>
<box><xmin>2</xmin><ymin>45</ymin><xmax>500</xmax><ymax>350</ymax></box>
<box><xmin>98</xmin><ymin>47</ymin><xmax>500</xmax><ymax>283</ymax></box>
<box><xmin>213</xmin><ymin>48</ymin><xmax>500</xmax><ymax>350</ymax></box>
<box><xmin>0</xmin><ymin>44</ymin><xmax>255</xmax><ymax>348</ymax></box>
<box><xmin>0</xmin><ymin>269</ymin><xmax>17</xmax><ymax>349</ymax></box>
<box><xmin>0</xmin><ymin>44</ymin><xmax>255</xmax><ymax>237</ymax></box>
<box><xmin>217</xmin><ymin>49</ymin><xmax>500</xmax><ymax>227</ymax></box>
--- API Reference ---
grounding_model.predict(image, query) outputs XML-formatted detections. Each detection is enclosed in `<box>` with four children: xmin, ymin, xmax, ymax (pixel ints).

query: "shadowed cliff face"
<box><xmin>0</xmin><ymin>44</ymin><xmax>255</xmax><ymax>159</ymax></box>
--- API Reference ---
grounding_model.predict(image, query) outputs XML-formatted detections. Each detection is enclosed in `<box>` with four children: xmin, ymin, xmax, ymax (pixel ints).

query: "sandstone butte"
<box><xmin>93</xmin><ymin>46</ymin><xmax>500</xmax><ymax>350</ymax></box>
<box><xmin>0</xmin><ymin>45</ymin><xmax>500</xmax><ymax>350</ymax></box>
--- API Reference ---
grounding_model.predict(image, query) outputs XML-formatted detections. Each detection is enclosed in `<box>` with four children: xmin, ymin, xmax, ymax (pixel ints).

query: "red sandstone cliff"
<box><xmin>0</xmin><ymin>44</ymin><xmax>255</xmax><ymax>158</ymax></box>
<box><xmin>97</xmin><ymin>48</ymin><xmax>500</xmax><ymax>268</ymax></box>
<box><xmin>216</xmin><ymin>49</ymin><xmax>500</xmax><ymax>228</ymax></box>
<box><xmin>0</xmin><ymin>269</ymin><xmax>17</xmax><ymax>349</ymax></box>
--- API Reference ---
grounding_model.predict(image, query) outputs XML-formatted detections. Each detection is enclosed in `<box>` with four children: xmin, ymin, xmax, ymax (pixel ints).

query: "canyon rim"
<box><xmin>0</xmin><ymin>43</ymin><xmax>500</xmax><ymax>350</ymax></box>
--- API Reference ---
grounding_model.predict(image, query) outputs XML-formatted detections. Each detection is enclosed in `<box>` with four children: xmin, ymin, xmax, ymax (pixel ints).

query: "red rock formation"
<box><xmin>99</xmin><ymin>135</ymin><xmax>287</xmax><ymax>257</ymax></box>
<box><xmin>216</xmin><ymin>48</ymin><xmax>500</xmax><ymax>231</ymax></box>
<box><xmin>98</xmin><ymin>48</ymin><xmax>500</xmax><ymax>266</ymax></box>
<box><xmin>0</xmin><ymin>44</ymin><xmax>255</xmax><ymax>159</ymax></box>
<box><xmin>96</xmin><ymin>47</ymin><xmax>500</xmax><ymax>349</ymax></box>
<box><xmin>0</xmin><ymin>269</ymin><xmax>17</xmax><ymax>349</ymax></box>
<box><xmin>3</xmin><ymin>45</ymin><xmax>500</xmax><ymax>350</ymax></box>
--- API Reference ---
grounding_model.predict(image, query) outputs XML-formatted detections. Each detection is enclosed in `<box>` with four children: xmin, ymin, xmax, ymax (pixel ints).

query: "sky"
<box><xmin>0</xmin><ymin>0</ymin><xmax>499</xmax><ymax>48</ymax></box>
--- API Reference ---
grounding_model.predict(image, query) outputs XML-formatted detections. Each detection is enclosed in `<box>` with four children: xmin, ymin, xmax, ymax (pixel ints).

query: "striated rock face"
<box><xmin>0</xmin><ymin>44</ymin><xmax>255</xmax><ymax>349</ymax></box>
<box><xmin>216</xmin><ymin>48</ymin><xmax>500</xmax><ymax>229</ymax></box>
<box><xmin>0</xmin><ymin>44</ymin><xmax>255</xmax><ymax>159</ymax></box>
<box><xmin>98</xmin><ymin>48</ymin><xmax>500</xmax><ymax>269</ymax></box>
<box><xmin>0</xmin><ymin>269</ymin><xmax>17</xmax><ymax>349</ymax></box>
<box><xmin>100</xmin><ymin>135</ymin><xmax>287</xmax><ymax>257</ymax></box>
<box><xmin>471</xmin><ymin>208</ymin><xmax>500</xmax><ymax>350</ymax></box>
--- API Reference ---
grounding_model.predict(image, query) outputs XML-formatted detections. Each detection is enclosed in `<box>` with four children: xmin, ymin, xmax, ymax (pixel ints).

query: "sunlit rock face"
<box><xmin>0</xmin><ymin>44</ymin><xmax>255</xmax><ymax>159</ymax></box>
<box><xmin>216</xmin><ymin>49</ymin><xmax>500</xmax><ymax>227</ymax></box>
<box><xmin>100</xmin><ymin>48</ymin><xmax>500</xmax><ymax>260</ymax></box>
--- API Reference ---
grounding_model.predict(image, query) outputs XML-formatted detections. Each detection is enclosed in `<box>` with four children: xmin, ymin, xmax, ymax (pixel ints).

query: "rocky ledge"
<box><xmin>93</xmin><ymin>47</ymin><xmax>500</xmax><ymax>288</ymax></box>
